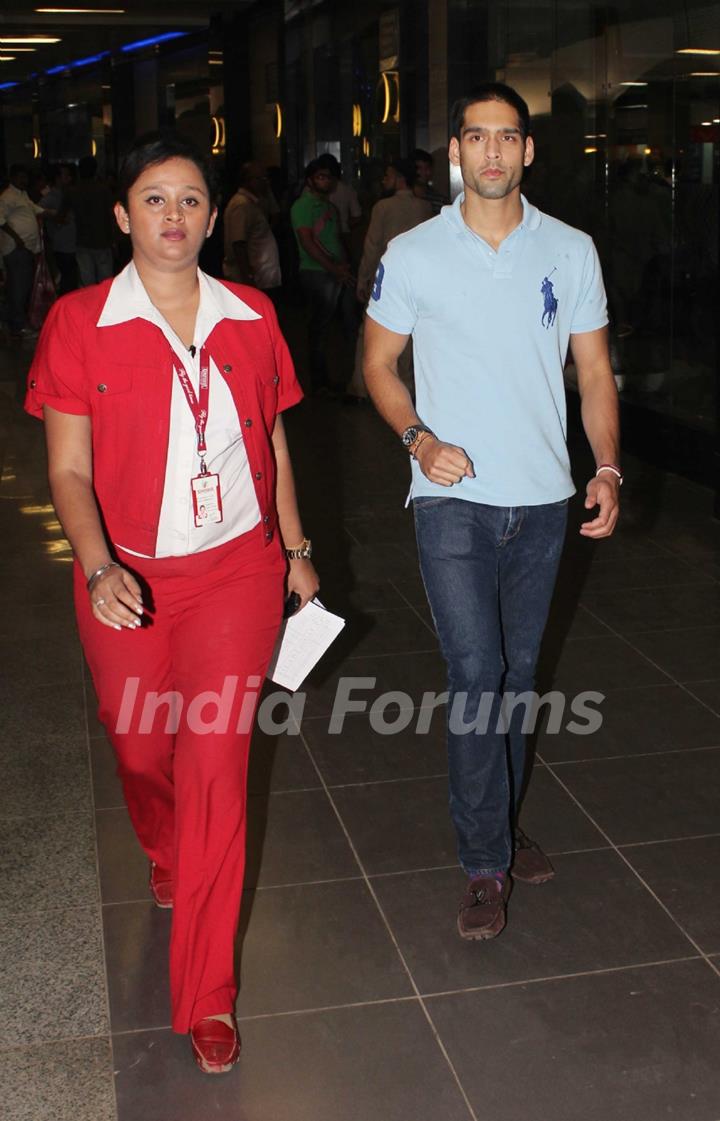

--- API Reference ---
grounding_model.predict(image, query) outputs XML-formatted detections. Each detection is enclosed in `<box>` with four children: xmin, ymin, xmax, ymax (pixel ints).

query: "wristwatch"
<box><xmin>401</xmin><ymin>424</ymin><xmax>434</xmax><ymax>450</ymax></box>
<box><xmin>285</xmin><ymin>537</ymin><xmax>312</xmax><ymax>560</ymax></box>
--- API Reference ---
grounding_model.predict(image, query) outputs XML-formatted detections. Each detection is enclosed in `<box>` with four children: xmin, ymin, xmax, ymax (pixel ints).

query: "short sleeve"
<box><xmin>260</xmin><ymin>296</ymin><xmax>303</xmax><ymax>413</ymax></box>
<box><xmin>290</xmin><ymin>195</ymin><xmax>312</xmax><ymax>231</ymax></box>
<box><xmin>24</xmin><ymin>297</ymin><xmax>91</xmax><ymax>419</ymax></box>
<box><xmin>570</xmin><ymin>239</ymin><xmax>608</xmax><ymax>335</ymax></box>
<box><xmin>364</xmin><ymin>240</ymin><xmax>418</xmax><ymax>336</ymax></box>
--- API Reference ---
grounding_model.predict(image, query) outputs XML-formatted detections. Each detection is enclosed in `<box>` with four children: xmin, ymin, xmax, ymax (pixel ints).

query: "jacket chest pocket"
<box><xmin>92</xmin><ymin>366</ymin><xmax>134</xmax><ymax>402</ymax></box>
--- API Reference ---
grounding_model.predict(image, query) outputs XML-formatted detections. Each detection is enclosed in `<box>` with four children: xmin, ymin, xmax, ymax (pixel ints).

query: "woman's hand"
<box><xmin>90</xmin><ymin>566</ymin><xmax>144</xmax><ymax>630</ymax></box>
<box><xmin>287</xmin><ymin>558</ymin><xmax>320</xmax><ymax>611</ymax></box>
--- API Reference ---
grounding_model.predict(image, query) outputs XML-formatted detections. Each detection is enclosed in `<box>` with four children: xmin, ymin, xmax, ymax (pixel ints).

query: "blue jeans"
<box><xmin>299</xmin><ymin>270</ymin><xmax>342</xmax><ymax>390</ymax></box>
<box><xmin>414</xmin><ymin>496</ymin><xmax>568</xmax><ymax>876</ymax></box>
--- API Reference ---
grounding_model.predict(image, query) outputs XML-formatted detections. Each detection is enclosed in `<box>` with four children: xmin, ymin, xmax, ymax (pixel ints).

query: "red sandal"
<box><xmin>190</xmin><ymin>1016</ymin><xmax>241</xmax><ymax>1074</ymax></box>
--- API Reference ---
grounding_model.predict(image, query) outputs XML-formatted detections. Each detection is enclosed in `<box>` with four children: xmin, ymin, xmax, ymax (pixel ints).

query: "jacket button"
<box><xmin>273</xmin><ymin>374</ymin><xmax>279</xmax><ymax>385</ymax></box>
<box><xmin>265</xmin><ymin>531</ymin><xmax>272</xmax><ymax>540</ymax></box>
<box><xmin>97</xmin><ymin>383</ymin><xmax>107</xmax><ymax>393</ymax></box>
<box><xmin>255</xmin><ymin>471</ymin><xmax>262</xmax><ymax>480</ymax></box>
<box><xmin>262</xmin><ymin>514</ymin><xmax>269</xmax><ymax>523</ymax></box>
<box><xmin>223</xmin><ymin>364</ymin><xmax>232</xmax><ymax>373</ymax></box>
<box><xmin>244</xmin><ymin>418</ymin><xmax>252</xmax><ymax>427</ymax></box>
<box><xmin>29</xmin><ymin>379</ymin><xmax>36</xmax><ymax>388</ymax></box>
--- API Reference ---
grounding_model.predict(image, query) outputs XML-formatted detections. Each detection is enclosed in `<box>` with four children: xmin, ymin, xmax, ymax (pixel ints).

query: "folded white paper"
<box><xmin>266</xmin><ymin>598</ymin><xmax>346</xmax><ymax>692</ymax></box>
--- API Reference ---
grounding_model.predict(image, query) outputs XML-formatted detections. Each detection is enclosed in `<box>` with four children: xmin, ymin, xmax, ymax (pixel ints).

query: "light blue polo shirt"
<box><xmin>366</xmin><ymin>194</ymin><xmax>608</xmax><ymax>507</ymax></box>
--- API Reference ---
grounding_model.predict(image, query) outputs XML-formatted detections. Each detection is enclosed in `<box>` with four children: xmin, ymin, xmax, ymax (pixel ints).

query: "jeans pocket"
<box><xmin>413</xmin><ymin>496</ymin><xmax>452</xmax><ymax>511</ymax></box>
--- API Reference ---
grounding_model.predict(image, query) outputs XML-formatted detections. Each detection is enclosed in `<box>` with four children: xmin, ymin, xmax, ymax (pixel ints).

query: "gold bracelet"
<box><xmin>285</xmin><ymin>537</ymin><xmax>312</xmax><ymax>559</ymax></box>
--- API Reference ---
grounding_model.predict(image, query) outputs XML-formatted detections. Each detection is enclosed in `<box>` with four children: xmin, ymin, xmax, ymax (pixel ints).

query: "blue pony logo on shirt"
<box><xmin>371</xmin><ymin>262</ymin><xmax>385</xmax><ymax>301</ymax></box>
<box><xmin>541</xmin><ymin>270</ymin><xmax>558</xmax><ymax>328</ymax></box>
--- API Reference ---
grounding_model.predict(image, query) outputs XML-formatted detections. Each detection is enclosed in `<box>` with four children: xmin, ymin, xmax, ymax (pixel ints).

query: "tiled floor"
<box><xmin>2</xmin><ymin>333</ymin><xmax>720</xmax><ymax>1121</ymax></box>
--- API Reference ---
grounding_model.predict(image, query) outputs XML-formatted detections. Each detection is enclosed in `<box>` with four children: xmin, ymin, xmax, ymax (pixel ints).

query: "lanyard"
<box><xmin>172</xmin><ymin>346</ymin><xmax>210</xmax><ymax>474</ymax></box>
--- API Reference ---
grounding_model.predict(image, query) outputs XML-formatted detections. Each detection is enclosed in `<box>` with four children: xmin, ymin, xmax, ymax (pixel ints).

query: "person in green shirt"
<box><xmin>291</xmin><ymin>159</ymin><xmax>355</xmax><ymax>394</ymax></box>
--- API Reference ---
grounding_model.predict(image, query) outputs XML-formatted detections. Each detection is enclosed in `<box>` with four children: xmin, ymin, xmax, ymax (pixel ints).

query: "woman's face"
<box><xmin>114</xmin><ymin>157</ymin><xmax>217</xmax><ymax>270</ymax></box>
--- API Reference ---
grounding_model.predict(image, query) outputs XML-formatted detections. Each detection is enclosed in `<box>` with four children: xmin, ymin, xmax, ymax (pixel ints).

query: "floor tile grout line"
<box><xmin>419</xmin><ymin>954</ymin><xmax>706</xmax><ymax>1000</ymax></box>
<box><xmin>344</xmin><ymin>646</ymin><xmax>439</xmax><ymax>661</ymax></box>
<box><xmin>547</xmin><ymin>743</ymin><xmax>720</xmax><ymax>766</ymax></box>
<box><xmin>577</xmin><ymin>602</ymin><xmax>720</xmax><ymax>740</ymax></box>
<box><xmin>539</xmin><ymin>755</ymin><xmax>720</xmax><ymax>983</ymax></box>
<box><xmin>13</xmin><ymin>832</ymin><xmax>720</xmax><ymax>919</ymax></box>
<box><xmin>294</xmin><ymin>722</ymin><xmax>480</xmax><ymax>1121</ymax></box>
<box><xmin>104</xmin><ymin>953</ymin><xmax>713</xmax><ymax>1039</ymax></box>
<box><xmin>643</xmin><ymin>533</ymin><xmax>720</xmax><ymax>586</ymax></box>
<box><xmin>388</xmin><ymin>577</ymin><xmax>438</xmax><ymax>640</ymax></box>
<box><xmin>81</xmin><ymin>657</ymin><xmax>120</xmax><ymax>1121</ymax></box>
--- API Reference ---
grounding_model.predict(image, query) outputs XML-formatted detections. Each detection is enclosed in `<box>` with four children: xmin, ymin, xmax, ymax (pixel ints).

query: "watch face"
<box><xmin>402</xmin><ymin>426</ymin><xmax>419</xmax><ymax>447</ymax></box>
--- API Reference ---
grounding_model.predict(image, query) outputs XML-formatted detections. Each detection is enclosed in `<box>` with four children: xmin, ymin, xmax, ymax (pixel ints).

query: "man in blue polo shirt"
<box><xmin>364</xmin><ymin>83</ymin><xmax>620</xmax><ymax>942</ymax></box>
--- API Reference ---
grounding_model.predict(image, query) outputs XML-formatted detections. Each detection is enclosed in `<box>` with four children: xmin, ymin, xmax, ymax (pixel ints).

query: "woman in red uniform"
<box><xmin>25</xmin><ymin>134</ymin><xmax>318</xmax><ymax>1074</ymax></box>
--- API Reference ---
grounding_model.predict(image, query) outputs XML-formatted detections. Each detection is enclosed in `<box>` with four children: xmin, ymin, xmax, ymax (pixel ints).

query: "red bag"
<box><xmin>28</xmin><ymin>233</ymin><xmax>57</xmax><ymax>330</ymax></box>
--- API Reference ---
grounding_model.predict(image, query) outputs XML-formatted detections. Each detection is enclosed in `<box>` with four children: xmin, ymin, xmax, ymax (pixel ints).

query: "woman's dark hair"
<box><xmin>116</xmin><ymin>131</ymin><xmax>216</xmax><ymax>206</ymax></box>
<box><xmin>450</xmin><ymin>83</ymin><xmax>531</xmax><ymax>141</ymax></box>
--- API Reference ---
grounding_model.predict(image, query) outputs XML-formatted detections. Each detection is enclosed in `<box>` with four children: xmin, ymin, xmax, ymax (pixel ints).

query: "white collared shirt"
<box><xmin>0</xmin><ymin>184</ymin><xmax>44</xmax><ymax>256</ymax></box>
<box><xmin>97</xmin><ymin>262</ymin><xmax>261</xmax><ymax>557</ymax></box>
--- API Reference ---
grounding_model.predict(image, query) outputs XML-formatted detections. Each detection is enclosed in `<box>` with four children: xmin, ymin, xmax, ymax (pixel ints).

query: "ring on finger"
<box><xmin>94</xmin><ymin>597</ymin><xmax>106</xmax><ymax>607</ymax></box>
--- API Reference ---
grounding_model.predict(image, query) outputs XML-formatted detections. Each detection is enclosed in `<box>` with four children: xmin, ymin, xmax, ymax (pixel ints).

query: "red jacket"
<box><xmin>25</xmin><ymin>278</ymin><xmax>303</xmax><ymax>557</ymax></box>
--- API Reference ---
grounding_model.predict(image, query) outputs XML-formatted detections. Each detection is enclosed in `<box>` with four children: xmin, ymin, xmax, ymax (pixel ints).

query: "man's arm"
<box><xmin>363</xmin><ymin>316</ymin><xmax>474</xmax><ymax>486</ymax></box>
<box><xmin>295</xmin><ymin>226</ymin><xmax>352</xmax><ymax>284</ymax></box>
<box><xmin>570</xmin><ymin>325</ymin><xmax>620</xmax><ymax>539</ymax></box>
<box><xmin>356</xmin><ymin>205</ymin><xmax>384</xmax><ymax>303</ymax></box>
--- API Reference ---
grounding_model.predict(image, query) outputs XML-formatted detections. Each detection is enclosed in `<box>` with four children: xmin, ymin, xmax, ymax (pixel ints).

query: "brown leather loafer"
<box><xmin>511</xmin><ymin>828</ymin><xmax>555</xmax><ymax>884</ymax></box>
<box><xmin>190</xmin><ymin>1016</ymin><xmax>241</xmax><ymax>1074</ymax></box>
<box><xmin>457</xmin><ymin>874</ymin><xmax>511</xmax><ymax>940</ymax></box>
<box><xmin>149</xmin><ymin>862</ymin><xmax>173</xmax><ymax>908</ymax></box>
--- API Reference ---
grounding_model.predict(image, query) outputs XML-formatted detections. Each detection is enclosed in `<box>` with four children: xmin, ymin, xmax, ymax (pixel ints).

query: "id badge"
<box><xmin>191</xmin><ymin>473</ymin><xmax>223</xmax><ymax>527</ymax></box>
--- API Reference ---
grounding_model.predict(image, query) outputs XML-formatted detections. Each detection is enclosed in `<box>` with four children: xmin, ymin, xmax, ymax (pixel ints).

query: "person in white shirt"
<box><xmin>222</xmin><ymin>161</ymin><xmax>281</xmax><ymax>295</ymax></box>
<box><xmin>0</xmin><ymin>164</ymin><xmax>44</xmax><ymax>338</ymax></box>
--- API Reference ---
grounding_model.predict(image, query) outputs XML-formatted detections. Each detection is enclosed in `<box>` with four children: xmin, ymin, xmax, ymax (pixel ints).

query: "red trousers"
<box><xmin>75</xmin><ymin>526</ymin><xmax>285</xmax><ymax>1033</ymax></box>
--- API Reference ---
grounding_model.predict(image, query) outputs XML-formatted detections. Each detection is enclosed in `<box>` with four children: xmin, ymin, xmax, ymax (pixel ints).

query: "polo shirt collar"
<box><xmin>96</xmin><ymin>262</ymin><xmax>262</xmax><ymax>333</ymax></box>
<box><xmin>444</xmin><ymin>192</ymin><xmax>541</xmax><ymax>235</ymax></box>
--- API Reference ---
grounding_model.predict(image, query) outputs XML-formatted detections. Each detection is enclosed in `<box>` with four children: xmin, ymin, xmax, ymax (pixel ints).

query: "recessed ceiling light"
<box><xmin>689</xmin><ymin>71</ymin><xmax>718</xmax><ymax>76</ymax></box>
<box><xmin>701</xmin><ymin>120</ymin><xmax>713</xmax><ymax>125</ymax></box>
<box><xmin>0</xmin><ymin>56</ymin><xmax>16</xmax><ymax>61</ymax></box>
<box><xmin>676</xmin><ymin>48</ymin><xmax>720</xmax><ymax>56</ymax></box>
<box><xmin>620</xmin><ymin>81</ymin><xmax>648</xmax><ymax>86</ymax></box>
<box><xmin>0</xmin><ymin>37</ymin><xmax>61</xmax><ymax>44</ymax></box>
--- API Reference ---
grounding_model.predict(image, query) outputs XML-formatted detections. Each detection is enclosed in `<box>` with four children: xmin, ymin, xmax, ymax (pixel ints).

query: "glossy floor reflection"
<box><xmin>1</xmin><ymin>335</ymin><xmax>720</xmax><ymax>1121</ymax></box>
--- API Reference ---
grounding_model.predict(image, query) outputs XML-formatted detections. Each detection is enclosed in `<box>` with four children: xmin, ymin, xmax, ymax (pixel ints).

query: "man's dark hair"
<box><xmin>316</xmin><ymin>152</ymin><xmax>342</xmax><ymax>178</ymax></box>
<box><xmin>386</xmin><ymin>156</ymin><xmax>417</xmax><ymax>188</ymax></box>
<box><xmin>450</xmin><ymin>82</ymin><xmax>531</xmax><ymax>141</ymax></box>
<box><xmin>117</xmin><ymin>132</ymin><xmax>216</xmax><ymax>205</ymax></box>
<box><xmin>304</xmin><ymin>158</ymin><xmax>331</xmax><ymax>181</ymax></box>
<box><xmin>410</xmin><ymin>148</ymin><xmax>433</xmax><ymax>167</ymax></box>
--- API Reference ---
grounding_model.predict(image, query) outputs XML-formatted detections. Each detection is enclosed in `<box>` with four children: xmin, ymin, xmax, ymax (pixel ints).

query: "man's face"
<box><xmin>12</xmin><ymin>169</ymin><xmax>29</xmax><ymax>190</ymax></box>
<box><xmin>309</xmin><ymin>169</ymin><xmax>332</xmax><ymax>195</ymax></box>
<box><xmin>381</xmin><ymin>166</ymin><xmax>397</xmax><ymax>193</ymax></box>
<box><xmin>449</xmin><ymin>99</ymin><xmax>534</xmax><ymax>202</ymax></box>
<box><xmin>415</xmin><ymin>159</ymin><xmax>432</xmax><ymax>186</ymax></box>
